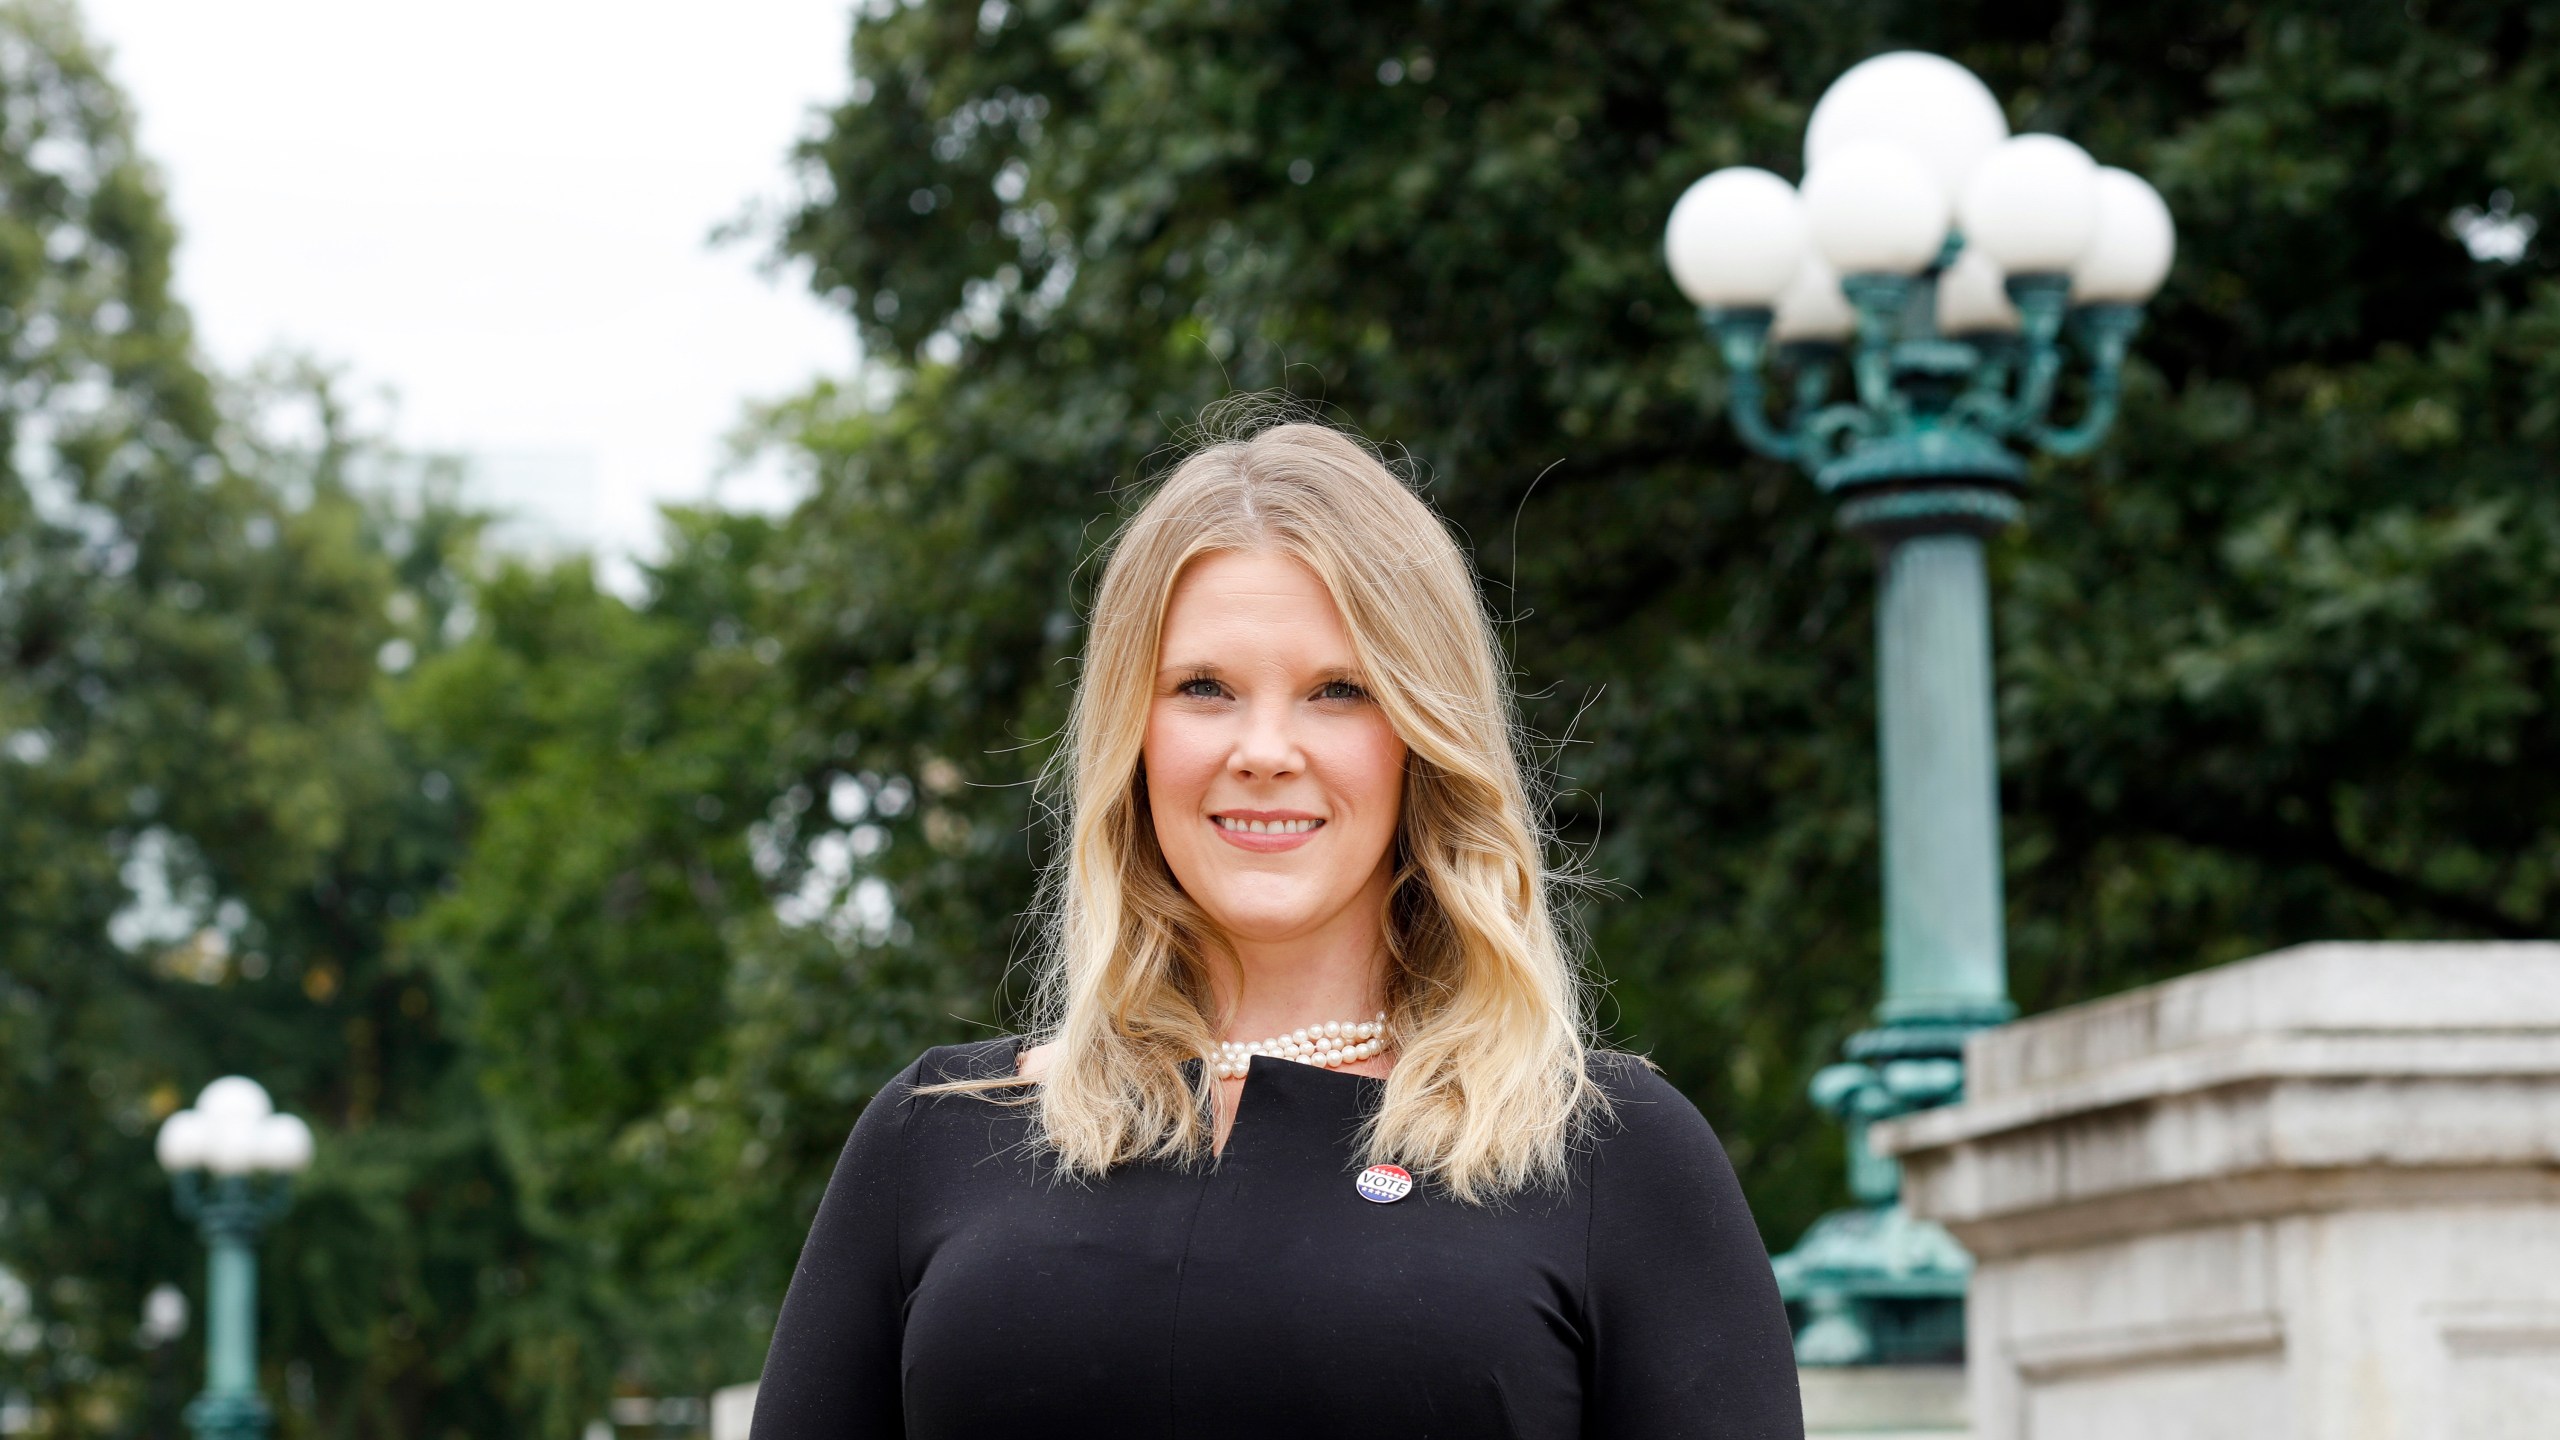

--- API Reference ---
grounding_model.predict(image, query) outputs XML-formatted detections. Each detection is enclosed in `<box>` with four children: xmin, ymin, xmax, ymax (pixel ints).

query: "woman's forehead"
<box><xmin>1159</xmin><ymin>550</ymin><xmax>1351</xmax><ymax>652</ymax></box>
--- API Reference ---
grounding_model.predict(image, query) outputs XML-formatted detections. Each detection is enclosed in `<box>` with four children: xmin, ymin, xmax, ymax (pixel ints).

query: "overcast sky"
<box><xmin>80</xmin><ymin>0</ymin><xmax>859</xmax><ymax>567</ymax></box>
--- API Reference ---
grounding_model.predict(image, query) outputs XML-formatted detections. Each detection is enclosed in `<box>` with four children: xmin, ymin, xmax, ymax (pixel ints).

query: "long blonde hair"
<box><xmin>972</xmin><ymin>417</ymin><xmax>1598</xmax><ymax>1202</ymax></box>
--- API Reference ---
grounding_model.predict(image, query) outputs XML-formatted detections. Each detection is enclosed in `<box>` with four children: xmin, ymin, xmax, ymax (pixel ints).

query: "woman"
<box><xmin>751</xmin><ymin>420</ymin><xmax>1802</xmax><ymax>1438</ymax></box>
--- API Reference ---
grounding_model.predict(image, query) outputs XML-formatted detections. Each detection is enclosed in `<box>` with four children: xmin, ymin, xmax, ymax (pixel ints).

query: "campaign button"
<box><xmin>1355</xmin><ymin>1163</ymin><xmax>1414</xmax><ymax>1204</ymax></box>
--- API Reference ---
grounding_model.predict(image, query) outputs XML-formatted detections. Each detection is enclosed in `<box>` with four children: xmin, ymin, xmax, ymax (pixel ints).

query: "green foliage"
<box><xmin>11</xmin><ymin>0</ymin><xmax>2560</xmax><ymax>1433</ymax></box>
<box><xmin>0</xmin><ymin>6</ymin><xmax>557</xmax><ymax>1434</ymax></box>
<box><xmin>749</xmin><ymin>0</ymin><xmax>2560</xmax><ymax>1251</ymax></box>
<box><xmin>397</xmin><ymin>0</ymin><xmax>2560</xmax><ymax>1409</ymax></box>
<box><xmin>392</xmin><ymin>516</ymin><xmax>797</xmax><ymax>1409</ymax></box>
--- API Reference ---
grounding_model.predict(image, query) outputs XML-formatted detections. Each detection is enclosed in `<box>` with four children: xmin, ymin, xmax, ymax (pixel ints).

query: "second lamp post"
<box><xmin>156</xmin><ymin>1077</ymin><xmax>314</xmax><ymax>1440</ymax></box>
<box><xmin>1663</xmin><ymin>51</ymin><xmax>2174</xmax><ymax>1364</ymax></box>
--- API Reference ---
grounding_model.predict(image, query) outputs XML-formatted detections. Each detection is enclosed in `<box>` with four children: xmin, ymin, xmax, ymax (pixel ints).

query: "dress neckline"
<box><xmin>1239</xmin><ymin>1052</ymin><xmax>1387</xmax><ymax>1087</ymax></box>
<box><xmin>993</xmin><ymin>1036</ymin><xmax>1389</xmax><ymax>1090</ymax></box>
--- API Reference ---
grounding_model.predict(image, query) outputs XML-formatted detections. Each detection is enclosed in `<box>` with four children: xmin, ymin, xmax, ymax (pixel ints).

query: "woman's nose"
<box><xmin>1229</xmin><ymin>700</ymin><xmax>1303</xmax><ymax>779</ymax></box>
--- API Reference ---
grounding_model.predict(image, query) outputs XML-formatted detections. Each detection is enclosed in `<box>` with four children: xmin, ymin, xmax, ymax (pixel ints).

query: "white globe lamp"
<box><xmin>1805</xmin><ymin>52</ymin><xmax>2009</xmax><ymax>205</ymax></box>
<box><xmin>156</xmin><ymin>1077</ymin><xmax>315</xmax><ymax>1177</ymax></box>
<box><xmin>1957</xmin><ymin>134</ymin><xmax>2101</xmax><ymax>274</ymax></box>
<box><xmin>252</xmin><ymin>1114</ymin><xmax>316</xmax><ymax>1174</ymax></box>
<box><xmin>1665</xmin><ymin>167</ymin><xmax>1809</xmax><ymax>307</ymax></box>
<box><xmin>2071</xmin><ymin>167</ymin><xmax>2177</xmax><ymax>303</ymax></box>
<box><xmin>1802</xmin><ymin>141</ymin><xmax>1950</xmax><ymax>276</ymax></box>
<box><xmin>1771</xmin><ymin>255</ymin><xmax>1858</xmax><ymax>343</ymax></box>
<box><xmin>1935</xmin><ymin>248</ymin><xmax>2019</xmax><ymax>335</ymax></box>
<box><xmin>154</xmin><ymin>1109</ymin><xmax>209</xmax><ymax>1172</ymax></box>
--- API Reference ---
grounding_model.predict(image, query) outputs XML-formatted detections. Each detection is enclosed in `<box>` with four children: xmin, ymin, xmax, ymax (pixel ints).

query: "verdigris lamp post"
<box><xmin>154</xmin><ymin>1077</ymin><xmax>315</xmax><ymax>1440</ymax></box>
<box><xmin>1662</xmin><ymin>52</ymin><xmax>2174</xmax><ymax>1365</ymax></box>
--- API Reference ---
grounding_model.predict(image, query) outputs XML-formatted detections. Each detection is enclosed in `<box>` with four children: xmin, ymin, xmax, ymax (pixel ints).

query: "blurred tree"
<box><xmin>414</xmin><ymin>1</ymin><xmax>2560</xmax><ymax>1399</ymax></box>
<box><xmin>732</xmin><ymin>0</ymin><xmax>2560</xmax><ymax>1264</ymax></box>
<box><xmin>0</xmin><ymin>5</ymin><xmax>578</xmax><ymax>1437</ymax></box>
<box><xmin>393</xmin><ymin>513</ymin><xmax>810</xmax><ymax>1412</ymax></box>
<box><xmin>16</xmin><ymin>0</ymin><xmax>2560</xmax><ymax>1432</ymax></box>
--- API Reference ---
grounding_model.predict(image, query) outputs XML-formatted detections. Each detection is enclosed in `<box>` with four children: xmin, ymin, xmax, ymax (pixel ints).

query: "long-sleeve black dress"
<box><xmin>750</xmin><ymin>1038</ymin><xmax>1803</xmax><ymax>1439</ymax></box>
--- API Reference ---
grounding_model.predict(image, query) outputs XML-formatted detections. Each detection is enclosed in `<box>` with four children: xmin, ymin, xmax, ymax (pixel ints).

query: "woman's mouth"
<box><xmin>1210</xmin><ymin>813</ymin><xmax>1325</xmax><ymax>851</ymax></box>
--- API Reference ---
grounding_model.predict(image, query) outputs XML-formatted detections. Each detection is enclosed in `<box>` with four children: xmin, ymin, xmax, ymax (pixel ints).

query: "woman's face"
<box><xmin>1143</xmin><ymin>549</ymin><xmax>1408</xmax><ymax>950</ymax></box>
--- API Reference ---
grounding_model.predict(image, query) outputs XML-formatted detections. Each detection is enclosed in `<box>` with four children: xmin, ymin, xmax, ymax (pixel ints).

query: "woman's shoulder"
<box><xmin>898</xmin><ymin>1035</ymin><xmax>1028</xmax><ymax>1090</ymax></box>
<box><xmin>1570</xmin><ymin>1048</ymin><xmax>1764</xmax><ymax>1232</ymax></box>
<box><xmin>845</xmin><ymin>1036</ymin><xmax>1032</xmax><ymax>1154</ymax></box>
<box><xmin>1582</xmin><ymin>1049</ymin><xmax>1724</xmax><ymax>1149</ymax></box>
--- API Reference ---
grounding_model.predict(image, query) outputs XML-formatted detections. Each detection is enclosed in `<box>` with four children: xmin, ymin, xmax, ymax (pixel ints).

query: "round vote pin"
<box><xmin>1355</xmin><ymin>1163</ymin><xmax>1415</xmax><ymax>1205</ymax></box>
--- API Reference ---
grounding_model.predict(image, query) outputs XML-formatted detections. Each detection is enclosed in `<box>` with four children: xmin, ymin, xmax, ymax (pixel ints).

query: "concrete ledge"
<box><xmin>1870</xmin><ymin>941</ymin><xmax>2560</xmax><ymax>1255</ymax></box>
<box><xmin>1800</xmin><ymin>1364</ymin><xmax>1968</xmax><ymax>1437</ymax></box>
<box><xmin>1950</xmin><ymin>942</ymin><xmax>2560</xmax><ymax>1102</ymax></box>
<box><xmin>1876</xmin><ymin>942</ymin><xmax>2560</xmax><ymax>1439</ymax></box>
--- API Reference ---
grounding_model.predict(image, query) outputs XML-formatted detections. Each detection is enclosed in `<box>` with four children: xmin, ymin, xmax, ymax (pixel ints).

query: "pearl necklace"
<box><xmin>1210</xmin><ymin>1012</ymin><xmax>1390</xmax><ymax>1080</ymax></box>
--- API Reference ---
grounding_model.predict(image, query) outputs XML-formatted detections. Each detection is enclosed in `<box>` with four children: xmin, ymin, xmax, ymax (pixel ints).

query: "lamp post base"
<box><xmin>184</xmin><ymin>1391</ymin><xmax>273</xmax><ymax>1440</ymax></box>
<box><xmin>1775</xmin><ymin>1005</ymin><xmax>2012</xmax><ymax>1366</ymax></box>
<box><xmin>1774</xmin><ymin>1201</ymin><xmax>1972</xmax><ymax>1366</ymax></box>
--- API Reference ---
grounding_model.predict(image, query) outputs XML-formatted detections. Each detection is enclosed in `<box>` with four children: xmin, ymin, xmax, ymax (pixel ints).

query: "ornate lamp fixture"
<box><xmin>1663</xmin><ymin>51</ymin><xmax>2174</xmax><ymax>1365</ymax></box>
<box><xmin>156</xmin><ymin>1077</ymin><xmax>315</xmax><ymax>1440</ymax></box>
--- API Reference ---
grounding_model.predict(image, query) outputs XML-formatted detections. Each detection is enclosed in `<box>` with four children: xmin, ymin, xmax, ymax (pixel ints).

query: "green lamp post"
<box><xmin>1662</xmin><ymin>51</ymin><xmax>2175</xmax><ymax>1365</ymax></box>
<box><xmin>155</xmin><ymin>1077</ymin><xmax>315</xmax><ymax>1440</ymax></box>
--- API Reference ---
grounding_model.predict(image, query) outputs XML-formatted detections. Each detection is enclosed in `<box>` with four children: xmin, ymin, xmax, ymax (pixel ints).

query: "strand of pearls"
<box><xmin>1211</xmin><ymin>1012</ymin><xmax>1390</xmax><ymax>1080</ymax></box>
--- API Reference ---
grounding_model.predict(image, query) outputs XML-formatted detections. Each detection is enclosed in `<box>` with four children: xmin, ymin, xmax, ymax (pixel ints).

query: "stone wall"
<box><xmin>1799</xmin><ymin>1364</ymin><xmax>1969</xmax><ymax>1438</ymax></box>
<box><xmin>1871</xmin><ymin>942</ymin><xmax>2560</xmax><ymax>1439</ymax></box>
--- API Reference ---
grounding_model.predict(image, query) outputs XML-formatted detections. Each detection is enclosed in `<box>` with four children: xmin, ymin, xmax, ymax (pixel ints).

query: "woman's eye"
<box><xmin>1178</xmin><ymin>677</ymin><xmax>1225</xmax><ymax>700</ymax></box>
<box><xmin>1316</xmin><ymin>679</ymin><xmax>1369</xmax><ymax>702</ymax></box>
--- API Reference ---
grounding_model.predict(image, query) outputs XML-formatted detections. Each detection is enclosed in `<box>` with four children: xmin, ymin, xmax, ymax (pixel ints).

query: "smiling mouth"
<box><xmin>1212</xmin><ymin>816</ymin><xmax>1324</xmax><ymax>836</ymax></box>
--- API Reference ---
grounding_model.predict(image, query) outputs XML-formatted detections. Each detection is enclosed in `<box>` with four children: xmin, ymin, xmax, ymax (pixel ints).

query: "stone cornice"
<box><xmin>1869</xmin><ymin>942</ymin><xmax>2560</xmax><ymax>1259</ymax></box>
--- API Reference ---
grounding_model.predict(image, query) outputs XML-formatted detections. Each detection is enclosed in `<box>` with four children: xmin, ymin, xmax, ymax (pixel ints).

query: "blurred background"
<box><xmin>0</xmin><ymin>0</ymin><xmax>2552</xmax><ymax>1435</ymax></box>
<box><xmin>78</xmin><ymin>0</ymin><xmax>855</xmax><ymax>571</ymax></box>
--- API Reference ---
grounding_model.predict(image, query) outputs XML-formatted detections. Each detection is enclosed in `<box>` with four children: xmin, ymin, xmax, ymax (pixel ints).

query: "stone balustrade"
<box><xmin>1870</xmin><ymin>941</ymin><xmax>2560</xmax><ymax>1439</ymax></box>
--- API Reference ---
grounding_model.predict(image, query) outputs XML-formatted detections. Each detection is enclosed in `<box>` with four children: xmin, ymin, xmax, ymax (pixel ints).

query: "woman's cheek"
<box><xmin>1145</xmin><ymin>712</ymin><xmax>1209</xmax><ymax>794</ymax></box>
<box><xmin>1142</xmin><ymin>709</ymin><xmax>1216</xmax><ymax>839</ymax></box>
<box><xmin>1335</xmin><ymin>719</ymin><xmax>1407</xmax><ymax>838</ymax></box>
<box><xmin>1357</xmin><ymin>717</ymin><xmax>1408</xmax><ymax>805</ymax></box>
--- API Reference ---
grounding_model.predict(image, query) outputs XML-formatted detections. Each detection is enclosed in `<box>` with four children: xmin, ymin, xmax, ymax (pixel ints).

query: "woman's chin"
<box><xmin>1196</xmin><ymin>893</ymin><xmax>1348</xmax><ymax>948</ymax></box>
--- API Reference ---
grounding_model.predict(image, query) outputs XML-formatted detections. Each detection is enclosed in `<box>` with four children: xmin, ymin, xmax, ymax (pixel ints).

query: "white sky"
<box><xmin>80</xmin><ymin>0</ymin><xmax>859</xmax><ymax>567</ymax></box>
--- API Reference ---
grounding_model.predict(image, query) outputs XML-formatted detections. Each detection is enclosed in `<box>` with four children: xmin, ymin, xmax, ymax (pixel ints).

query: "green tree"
<box><xmin>394</xmin><ymin>513</ymin><xmax>809</xmax><ymax>1411</ymax></box>
<box><xmin>428</xmin><ymin>8</ymin><xmax>2560</xmax><ymax>1396</ymax></box>
<box><xmin>0</xmin><ymin>7</ymin><xmax>582</xmax><ymax>1437</ymax></box>
<box><xmin>29</xmin><ymin>0</ymin><xmax>2560</xmax><ymax>1431</ymax></box>
<box><xmin>416</xmin><ymin>7</ymin><xmax>2560</xmax><ymax>1405</ymax></box>
<box><xmin>741</xmin><ymin>0</ymin><xmax>2560</xmax><ymax>1261</ymax></box>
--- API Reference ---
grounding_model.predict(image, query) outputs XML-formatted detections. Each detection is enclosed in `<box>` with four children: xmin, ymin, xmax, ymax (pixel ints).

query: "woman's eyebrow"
<box><xmin>1150</xmin><ymin>660</ymin><xmax>1367</xmax><ymax>682</ymax></box>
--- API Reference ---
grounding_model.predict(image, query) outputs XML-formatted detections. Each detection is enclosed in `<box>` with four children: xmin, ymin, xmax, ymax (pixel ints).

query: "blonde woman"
<box><xmin>751</xmin><ymin>420</ymin><xmax>1801</xmax><ymax>1438</ymax></box>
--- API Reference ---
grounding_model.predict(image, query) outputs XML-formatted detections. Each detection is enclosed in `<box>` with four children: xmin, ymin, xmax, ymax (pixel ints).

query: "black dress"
<box><xmin>750</xmin><ymin>1038</ymin><xmax>1803</xmax><ymax>1439</ymax></box>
